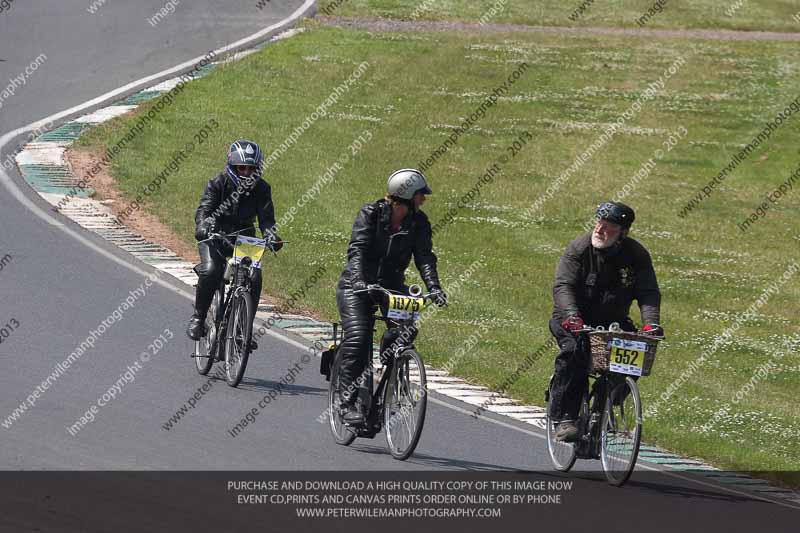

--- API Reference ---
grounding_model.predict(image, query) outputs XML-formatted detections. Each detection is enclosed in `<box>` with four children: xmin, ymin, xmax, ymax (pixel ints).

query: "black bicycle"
<box><xmin>191</xmin><ymin>232</ymin><xmax>281</xmax><ymax>387</ymax></box>
<box><xmin>545</xmin><ymin>326</ymin><xmax>662</xmax><ymax>486</ymax></box>
<box><xmin>321</xmin><ymin>284</ymin><xmax>435</xmax><ymax>460</ymax></box>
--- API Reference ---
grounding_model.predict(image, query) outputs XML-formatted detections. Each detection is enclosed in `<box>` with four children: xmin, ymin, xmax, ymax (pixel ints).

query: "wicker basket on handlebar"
<box><xmin>588</xmin><ymin>331</ymin><xmax>660</xmax><ymax>376</ymax></box>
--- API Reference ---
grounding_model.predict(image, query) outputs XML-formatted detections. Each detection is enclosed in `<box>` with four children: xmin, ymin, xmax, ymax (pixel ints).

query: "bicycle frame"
<box><xmin>349</xmin><ymin>313</ymin><xmax>420</xmax><ymax>437</ymax></box>
<box><xmin>336</xmin><ymin>285</ymin><xmax>431</xmax><ymax>438</ymax></box>
<box><xmin>573</xmin><ymin>327</ymin><xmax>656</xmax><ymax>459</ymax></box>
<box><xmin>193</xmin><ymin>232</ymin><xmax>272</xmax><ymax>360</ymax></box>
<box><xmin>546</xmin><ymin>326</ymin><xmax>657</xmax><ymax>484</ymax></box>
<box><xmin>575</xmin><ymin>372</ymin><xmax>626</xmax><ymax>459</ymax></box>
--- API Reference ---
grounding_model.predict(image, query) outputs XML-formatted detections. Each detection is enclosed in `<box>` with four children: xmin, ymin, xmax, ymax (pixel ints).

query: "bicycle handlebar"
<box><xmin>353</xmin><ymin>284</ymin><xmax>437</xmax><ymax>301</ymax></box>
<box><xmin>575</xmin><ymin>326</ymin><xmax>665</xmax><ymax>341</ymax></box>
<box><xmin>198</xmin><ymin>231</ymin><xmax>288</xmax><ymax>250</ymax></box>
<box><xmin>197</xmin><ymin>231</ymin><xmax>241</xmax><ymax>245</ymax></box>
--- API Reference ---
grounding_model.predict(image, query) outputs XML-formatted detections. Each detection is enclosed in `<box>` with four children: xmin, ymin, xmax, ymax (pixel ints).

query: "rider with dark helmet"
<box><xmin>187</xmin><ymin>139</ymin><xmax>282</xmax><ymax>342</ymax></box>
<box><xmin>549</xmin><ymin>201</ymin><xmax>662</xmax><ymax>442</ymax></box>
<box><xmin>336</xmin><ymin>169</ymin><xmax>447</xmax><ymax>424</ymax></box>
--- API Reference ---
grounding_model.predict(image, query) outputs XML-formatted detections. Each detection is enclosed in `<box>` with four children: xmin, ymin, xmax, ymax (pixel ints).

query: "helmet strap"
<box><xmin>388</xmin><ymin>195</ymin><xmax>414</xmax><ymax>209</ymax></box>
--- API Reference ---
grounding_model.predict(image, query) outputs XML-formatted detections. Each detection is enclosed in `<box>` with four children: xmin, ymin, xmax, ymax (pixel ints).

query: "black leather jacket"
<box><xmin>340</xmin><ymin>199</ymin><xmax>440</xmax><ymax>291</ymax></box>
<box><xmin>194</xmin><ymin>172</ymin><xmax>275</xmax><ymax>237</ymax></box>
<box><xmin>552</xmin><ymin>232</ymin><xmax>660</xmax><ymax>325</ymax></box>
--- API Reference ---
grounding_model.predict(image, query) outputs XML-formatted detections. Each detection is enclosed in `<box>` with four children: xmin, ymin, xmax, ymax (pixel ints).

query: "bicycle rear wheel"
<box><xmin>224</xmin><ymin>291</ymin><xmax>252</xmax><ymax>387</ymax></box>
<box><xmin>384</xmin><ymin>349</ymin><xmax>427</xmax><ymax>460</ymax></box>
<box><xmin>194</xmin><ymin>290</ymin><xmax>220</xmax><ymax>375</ymax></box>
<box><xmin>328</xmin><ymin>349</ymin><xmax>356</xmax><ymax>446</ymax></box>
<box><xmin>601</xmin><ymin>376</ymin><xmax>642</xmax><ymax>486</ymax></box>
<box><xmin>545</xmin><ymin>376</ymin><xmax>578</xmax><ymax>472</ymax></box>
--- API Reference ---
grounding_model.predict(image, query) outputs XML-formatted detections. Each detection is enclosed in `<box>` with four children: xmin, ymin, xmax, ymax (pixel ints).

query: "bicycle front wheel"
<box><xmin>545</xmin><ymin>376</ymin><xmax>578</xmax><ymax>472</ymax></box>
<box><xmin>384</xmin><ymin>349</ymin><xmax>427</xmax><ymax>460</ymax></box>
<box><xmin>224</xmin><ymin>291</ymin><xmax>252</xmax><ymax>388</ymax></box>
<box><xmin>195</xmin><ymin>290</ymin><xmax>220</xmax><ymax>375</ymax></box>
<box><xmin>328</xmin><ymin>349</ymin><xmax>356</xmax><ymax>446</ymax></box>
<box><xmin>601</xmin><ymin>376</ymin><xmax>642</xmax><ymax>486</ymax></box>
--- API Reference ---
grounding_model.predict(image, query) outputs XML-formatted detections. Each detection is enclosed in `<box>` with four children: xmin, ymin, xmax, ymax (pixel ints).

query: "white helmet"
<box><xmin>386</xmin><ymin>168</ymin><xmax>432</xmax><ymax>200</ymax></box>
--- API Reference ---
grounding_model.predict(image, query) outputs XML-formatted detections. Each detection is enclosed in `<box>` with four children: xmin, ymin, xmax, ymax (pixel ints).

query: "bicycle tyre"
<box><xmin>224</xmin><ymin>291</ymin><xmax>252</xmax><ymax>388</ymax></box>
<box><xmin>195</xmin><ymin>290</ymin><xmax>220</xmax><ymax>375</ymax></box>
<box><xmin>601</xmin><ymin>376</ymin><xmax>642</xmax><ymax>486</ymax></box>
<box><xmin>545</xmin><ymin>376</ymin><xmax>578</xmax><ymax>472</ymax></box>
<box><xmin>328</xmin><ymin>348</ymin><xmax>357</xmax><ymax>446</ymax></box>
<box><xmin>384</xmin><ymin>349</ymin><xmax>427</xmax><ymax>460</ymax></box>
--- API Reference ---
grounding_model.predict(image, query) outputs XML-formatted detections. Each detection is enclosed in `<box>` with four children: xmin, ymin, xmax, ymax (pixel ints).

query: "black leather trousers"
<box><xmin>335</xmin><ymin>278</ymin><xmax>377</xmax><ymax>404</ymax></box>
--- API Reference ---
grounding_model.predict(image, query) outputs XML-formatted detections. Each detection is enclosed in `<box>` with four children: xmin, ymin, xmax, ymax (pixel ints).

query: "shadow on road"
<box><xmin>568</xmin><ymin>470</ymin><xmax>763</xmax><ymax>505</ymax></box>
<box><xmin>344</xmin><ymin>445</ymin><xmax>518</xmax><ymax>471</ymax></box>
<box><xmin>232</xmin><ymin>376</ymin><xmax>327</xmax><ymax>396</ymax></box>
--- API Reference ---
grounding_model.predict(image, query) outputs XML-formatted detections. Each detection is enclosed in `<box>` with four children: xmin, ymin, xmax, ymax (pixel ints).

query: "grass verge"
<box><xmin>75</xmin><ymin>21</ymin><xmax>800</xmax><ymax>485</ymax></box>
<box><xmin>325</xmin><ymin>0</ymin><xmax>800</xmax><ymax>33</ymax></box>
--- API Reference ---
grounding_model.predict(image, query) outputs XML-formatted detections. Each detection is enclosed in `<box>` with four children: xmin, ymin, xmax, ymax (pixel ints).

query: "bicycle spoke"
<box><xmin>546</xmin><ymin>377</ymin><xmax>578</xmax><ymax>472</ymax></box>
<box><xmin>402</xmin><ymin>403</ymin><xmax>415</xmax><ymax>444</ymax></box>
<box><xmin>601</xmin><ymin>377</ymin><xmax>642</xmax><ymax>486</ymax></box>
<box><xmin>221</xmin><ymin>294</ymin><xmax>252</xmax><ymax>387</ymax></box>
<box><xmin>384</xmin><ymin>350</ymin><xmax>427</xmax><ymax>460</ymax></box>
<box><xmin>195</xmin><ymin>291</ymin><xmax>220</xmax><ymax>375</ymax></box>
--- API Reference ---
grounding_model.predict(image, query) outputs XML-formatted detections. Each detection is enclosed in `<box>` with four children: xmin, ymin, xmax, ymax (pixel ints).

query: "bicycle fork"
<box><xmin>577</xmin><ymin>381</ymin><xmax>605</xmax><ymax>459</ymax></box>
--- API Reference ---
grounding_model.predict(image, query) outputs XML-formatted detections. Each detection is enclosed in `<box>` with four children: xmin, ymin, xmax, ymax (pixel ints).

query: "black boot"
<box><xmin>186</xmin><ymin>313</ymin><xmax>205</xmax><ymax>340</ymax></box>
<box><xmin>555</xmin><ymin>420</ymin><xmax>580</xmax><ymax>442</ymax></box>
<box><xmin>343</xmin><ymin>403</ymin><xmax>365</xmax><ymax>425</ymax></box>
<box><xmin>339</xmin><ymin>387</ymin><xmax>365</xmax><ymax>424</ymax></box>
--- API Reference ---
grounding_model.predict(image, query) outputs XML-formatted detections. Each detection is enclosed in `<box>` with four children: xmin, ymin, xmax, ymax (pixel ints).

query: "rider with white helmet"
<box><xmin>335</xmin><ymin>168</ymin><xmax>447</xmax><ymax>424</ymax></box>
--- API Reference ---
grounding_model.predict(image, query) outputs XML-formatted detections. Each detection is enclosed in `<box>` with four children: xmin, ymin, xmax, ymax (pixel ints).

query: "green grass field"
<box><xmin>326</xmin><ymin>0</ymin><xmax>800</xmax><ymax>32</ymax></box>
<box><xmin>76</xmin><ymin>18</ymin><xmax>800</xmax><ymax>484</ymax></box>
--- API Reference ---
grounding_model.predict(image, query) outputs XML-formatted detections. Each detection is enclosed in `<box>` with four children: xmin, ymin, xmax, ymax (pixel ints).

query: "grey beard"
<box><xmin>592</xmin><ymin>233</ymin><xmax>619</xmax><ymax>249</ymax></box>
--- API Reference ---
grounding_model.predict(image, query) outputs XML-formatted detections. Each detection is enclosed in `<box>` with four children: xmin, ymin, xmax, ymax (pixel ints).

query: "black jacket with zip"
<box><xmin>552</xmin><ymin>232</ymin><xmax>660</xmax><ymax>325</ymax></box>
<box><xmin>194</xmin><ymin>172</ymin><xmax>275</xmax><ymax>237</ymax></box>
<box><xmin>339</xmin><ymin>199</ymin><xmax>440</xmax><ymax>291</ymax></box>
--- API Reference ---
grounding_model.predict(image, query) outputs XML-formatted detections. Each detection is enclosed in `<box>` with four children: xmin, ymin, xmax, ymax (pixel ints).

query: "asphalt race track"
<box><xmin>0</xmin><ymin>2</ymin><xmax>797</xmax><ymax>532</ymax></box>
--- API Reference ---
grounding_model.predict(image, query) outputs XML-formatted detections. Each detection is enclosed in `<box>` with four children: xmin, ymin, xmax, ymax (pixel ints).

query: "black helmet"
<box><xmin>596</xmin><ymin>201</ymin><xmax>635</xmax><ymax>229</ymax></box>
<box><xmin>226</xmin><ymin>139</ymin><xmax>263</xmax><ymax>185</ymax></box>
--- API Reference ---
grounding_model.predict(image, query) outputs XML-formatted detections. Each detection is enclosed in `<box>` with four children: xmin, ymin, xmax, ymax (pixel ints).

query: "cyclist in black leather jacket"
<box><xmin>549</xmin><ymin>201</ymin><xmax>662</xmax><ymax>442</ymax></box>
<box><xmin>186</xmin><ymin>140</ymin><xmax>282</xmax><ymax>342</ymax></box>
<box><xmin>337</xmin><ymin>169</ymin><xmax>447</xmax><ymax>424</ymax></box>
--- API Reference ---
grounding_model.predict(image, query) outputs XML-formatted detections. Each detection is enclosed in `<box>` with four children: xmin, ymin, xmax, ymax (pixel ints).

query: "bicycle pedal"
<box><xmin>355</xmin><ymin>428</ymin><xmax>378</xmax><ymax>439</ymax></box>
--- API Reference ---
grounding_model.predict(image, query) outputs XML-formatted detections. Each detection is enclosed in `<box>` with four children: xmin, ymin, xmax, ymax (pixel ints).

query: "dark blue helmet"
<box><xmin>226</xmin><ymin>139</ymin><xmax>263</xmax><ymax>185</ymax></box>
<box><xmin>596</xmin><ymin>201</ymin><xmax>635</xmax><ymax>229</ymax></box>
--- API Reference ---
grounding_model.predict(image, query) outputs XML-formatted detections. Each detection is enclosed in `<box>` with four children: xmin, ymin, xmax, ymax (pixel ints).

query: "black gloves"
<box><xmin>429</xmin><ymin>286</ymin><xmax>448</xmax><ymax>307</ymax></box>
<box><xmin>261</xmin><ymin>229</ymin><xmax>283</xmax><ymax>252</ymax></box>
<box><xmin>195</xmin><ymin>217</ymin><xmax>217</xmax><ymax>241</ymax></box>
<box><xmin>263</xmin><ymin>230</ymin><xmax>283</xmax><ymax>252</ymax></box>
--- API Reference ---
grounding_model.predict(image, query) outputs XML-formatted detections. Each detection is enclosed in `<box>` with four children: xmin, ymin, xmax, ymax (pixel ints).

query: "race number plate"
<box><xmin>608</xmin><ymin>338</ymin><xmax>648</xmax><ymax>376</ymax></box>
<box><xmin>387</xmin><ymin>294</ymin><xmax>425</xmax><ymax>320</ymax></box>
<box><xmin>232</xmin><ymin>236</ymin><xmax>267</xmax><ymax>269</ymax></box>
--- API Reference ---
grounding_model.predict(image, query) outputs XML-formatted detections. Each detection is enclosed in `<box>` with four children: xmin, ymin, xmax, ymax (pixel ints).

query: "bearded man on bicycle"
<box><xmin>549</xmin><ymin>201</ymin><xmax>662</xmax><ymax>442</ymax></box>
<box><xmin>186</xmin><ymin>139</ymin><xmax>282</xmax><ymax>343</ymax></box>
<box><xmin>336</xmin><ymin>169</ymin><xmax>448</xmax><ymax>424</ymax></box>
